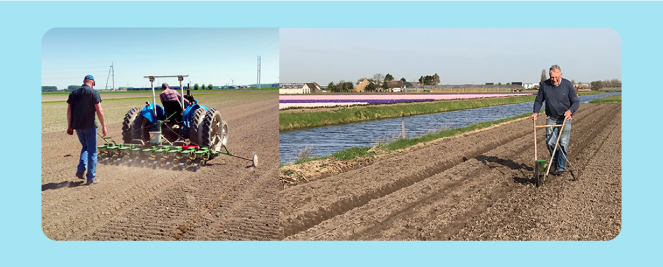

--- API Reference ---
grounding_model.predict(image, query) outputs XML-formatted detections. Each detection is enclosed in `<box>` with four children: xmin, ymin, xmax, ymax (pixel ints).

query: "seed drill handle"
<box><xmin>545</xmin><ymin>118</ymin><xmax>568</xmax><ymax>176</ymax></box>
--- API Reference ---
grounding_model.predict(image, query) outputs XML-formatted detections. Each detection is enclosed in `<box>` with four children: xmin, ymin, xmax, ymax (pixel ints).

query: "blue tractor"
<box><xmin>98</xmin><ymin>75</ymin><xmax>238</xmax><ymax>170</ymax></box>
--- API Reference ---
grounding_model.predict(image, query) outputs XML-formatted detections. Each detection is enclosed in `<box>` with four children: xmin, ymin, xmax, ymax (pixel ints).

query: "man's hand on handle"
<box><xmin>102</xmin><ymin>125</ymin><xmax>108</xmax><ymax>137</ymax></box>
<box><xmin>564</xmin><ymin>110</ymin><xmax>572</xmax><ymax>120</ymax></box>
<box><xmin>531</xmin><ymin>113</ymin><xmax>538</xmax><ymax>120</ymax></box>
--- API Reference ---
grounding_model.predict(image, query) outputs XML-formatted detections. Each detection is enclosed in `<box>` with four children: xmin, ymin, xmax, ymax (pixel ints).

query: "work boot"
<box><xmin>86</xmin><ymin>178</ymin><xmax>99</xmax><ymax>185</ymax></box>
<box><xmin>549</xmin><ymin>162</ymin><xmax>558</xmax><ymax>175</ymax></box>
<box><xmin>76</xmin><ymin>172</ymin><xmax>85</xmax><ymax>180</ymax></box>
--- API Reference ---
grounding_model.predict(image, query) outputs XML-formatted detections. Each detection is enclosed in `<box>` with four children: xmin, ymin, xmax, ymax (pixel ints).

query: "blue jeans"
<box><xmin>76</xmin><ymin>127</ymin><xmax>97</xmax><ymax>182</ymax></box>
<box><xmin>546</xmin><ymin>117</ymin><xmax>572</xmax><ymax>171</ymax></box>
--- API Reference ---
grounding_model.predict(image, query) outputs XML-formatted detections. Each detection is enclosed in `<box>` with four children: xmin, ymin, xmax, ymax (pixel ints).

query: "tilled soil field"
<box><xmin>279</xmin><ymin>103</ymin><xmax>621</xmax><ymax>240</ymax></box>
<box><xmin>42</xmin><ymin>91</ymin><xmax>279</xmax><ymax>240</ymax></box>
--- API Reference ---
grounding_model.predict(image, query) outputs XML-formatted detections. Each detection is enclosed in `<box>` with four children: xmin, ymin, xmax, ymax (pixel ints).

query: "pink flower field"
<box><xmin>279</xmin><ymin>93</ymin><xmax>532</xmax><ymax>109</ymax></box>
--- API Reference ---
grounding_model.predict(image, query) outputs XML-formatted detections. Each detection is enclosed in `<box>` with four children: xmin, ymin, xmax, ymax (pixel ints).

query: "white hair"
<box><xmin>549</xmin><ymin>65</ymin><xmax>561</xmax><ymax>73</ymax></box>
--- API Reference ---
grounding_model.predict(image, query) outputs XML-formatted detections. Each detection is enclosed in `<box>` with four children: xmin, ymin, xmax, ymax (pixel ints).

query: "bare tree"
<box><xmin>373</xmin><ymin>73</ymin><xmax>385</xmax><ymax>85</ymax></box>
<box><xmin>540</xmin><ymin>69</ymin><xmax>547</xmax><ymax>83</ymax></box>
<box><xmin>433</xmin><ymin>73</ymin><xmax>440</xmax><ymax>85</ymax></box>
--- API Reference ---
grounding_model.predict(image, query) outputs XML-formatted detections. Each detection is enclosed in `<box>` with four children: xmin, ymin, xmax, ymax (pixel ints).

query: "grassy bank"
<box><xmin>280</xmin><ymin>95</ymin><xmax>537</xmax><ymax>131</ymax></box>
<box><xmin>589</xmin><ymin>95</ymin><xmax>621</xmax><ymax>103</ymax></box>
<box><xmin>283</xmin><ymin>112</ymin><xmax>533</xmax><ymax>166</ymax></box>
<box><xmin>578</xmin><ymin>91</ymin><xmax>605</xmax><ymax>96</ymax></box>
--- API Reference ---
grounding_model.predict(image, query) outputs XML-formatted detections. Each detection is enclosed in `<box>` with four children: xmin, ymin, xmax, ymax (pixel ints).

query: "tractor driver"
<box><xmin>159</xmin><ymin>82</ymin><xmax>190</xmax><ymax>121</ymax></box>
<box><xmin>531</xmin><ymin>65</ymin><xmax>579</xmax><ymax>176</ymax></box>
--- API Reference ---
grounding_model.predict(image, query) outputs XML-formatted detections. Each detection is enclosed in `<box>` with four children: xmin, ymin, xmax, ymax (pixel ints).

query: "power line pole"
<box><xmin>257</xmin><ymin>55</ymin><xmax>261</xmax><ymax>89</ymax></box>
<box><xmin>105</xmin><ymin>62</ymin><xmax>115</xmax><ymax>90</ymax></box>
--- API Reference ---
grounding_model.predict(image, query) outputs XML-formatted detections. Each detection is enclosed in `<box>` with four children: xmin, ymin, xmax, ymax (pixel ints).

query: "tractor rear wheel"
<box><xmin>139</xmin><ymin>116</ymin><xmax>155</xmax><ymax>143</ymax></box>
<box><xmin>121</xmin><ymin>107</ymin><xmax>142</xmax><ymax>144</ymax></box>
<box><xmin>189</xmin><ymin>108</ymin><xmax>207</xmax><ymax>146</ymax></box>
<box><xmin>199</xmin><ymin>108</ymin><xmax>223</xmax><ymax>152</ymax></box>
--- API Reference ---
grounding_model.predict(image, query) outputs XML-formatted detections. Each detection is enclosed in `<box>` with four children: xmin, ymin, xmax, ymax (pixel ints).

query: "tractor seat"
<box><xmin>162</xmin><ymin>100</ymin><xmax>184</xmax><ymax>123</ymax></box>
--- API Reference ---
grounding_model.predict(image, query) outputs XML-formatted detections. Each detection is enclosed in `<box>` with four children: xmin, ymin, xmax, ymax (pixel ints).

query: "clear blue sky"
<box><xmin>280</xmin><ymin>28</ymin><xmax>621</xmax><ymax>85</ymax></box>
<box><xmin>42</xmin><ymin>28</ymin><xmax>278</xmax><ymax>89</ymax></box>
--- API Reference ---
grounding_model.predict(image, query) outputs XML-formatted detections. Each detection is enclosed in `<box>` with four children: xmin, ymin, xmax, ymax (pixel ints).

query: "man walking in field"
<box><xmin>531</xmin><ymin>65</ymin><xmax>579</xmax><ymax>176</ymax></box>
<box><xmin>66</xmin><ymin>75</ymin><xmax>107</xmax><ymax>185</ymax></box>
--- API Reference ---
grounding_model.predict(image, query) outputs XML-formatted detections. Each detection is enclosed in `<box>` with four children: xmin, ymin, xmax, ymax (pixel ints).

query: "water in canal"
<box><xmin>279</xmin><ymin>92</ymin><xmax>620</xmax><ymax>163</ymax></box>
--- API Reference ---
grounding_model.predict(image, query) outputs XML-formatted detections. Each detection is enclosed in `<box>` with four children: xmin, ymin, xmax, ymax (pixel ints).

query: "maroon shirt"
<box><xmin>159</xmin><ymin>88</ymin><xmax>190</xmax><ymax>106</ymax></box>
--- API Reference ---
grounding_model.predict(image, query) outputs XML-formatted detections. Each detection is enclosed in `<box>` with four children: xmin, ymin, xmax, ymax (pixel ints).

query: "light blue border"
<box><xmin>0</xmin><ymin>1</ymin><xmax>657</xmax><ymax>266</ymax></box>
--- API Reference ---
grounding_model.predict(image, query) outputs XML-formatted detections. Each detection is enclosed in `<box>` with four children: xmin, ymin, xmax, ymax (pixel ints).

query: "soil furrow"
<box><xmin>281</xmin><ymin>103</ymin><xmax>621</xmax><ymax>240</ymax></box>
<box><xmin>42</xmin><ymin>91</ymin><xmax>278</xmax><ymax>241</ymax></box>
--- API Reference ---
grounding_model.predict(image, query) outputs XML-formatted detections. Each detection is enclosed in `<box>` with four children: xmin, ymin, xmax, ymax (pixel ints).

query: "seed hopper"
<box><xmin>97</xmin><ymin>75</ymin><xmax>258</xmax><ymax>170</ymax></box>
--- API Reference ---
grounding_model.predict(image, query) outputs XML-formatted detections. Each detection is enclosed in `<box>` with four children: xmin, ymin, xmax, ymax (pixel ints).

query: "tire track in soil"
<box><xmin>81</xmin><ymin>98</ymin><xmax>277</xmax><ymax>241</ymax></box>
<box><xmin>42</xmin><ymin>91</ymin><xmax>279</xmax><ymax>241</ymax></box>
<box><xmin>177</xmin><ymin>107</ymin><xmax>280</xmax><ymax>240</ymax></box>
<box><xmin>281</xmin><ymin>103</ymin><xmax>620</xmax><ymax>240</ymax></box>
<box><xmin>179</xmin><ymin>165</ymin><xmax>279</xmax><ymax>240</ymax></box>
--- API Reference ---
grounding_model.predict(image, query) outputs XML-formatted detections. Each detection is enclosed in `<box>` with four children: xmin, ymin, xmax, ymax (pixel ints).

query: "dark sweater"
<box><xmin>533</xmin><ymin>78</ymin><xmax>579</xmax><ymax>120</ymax></box>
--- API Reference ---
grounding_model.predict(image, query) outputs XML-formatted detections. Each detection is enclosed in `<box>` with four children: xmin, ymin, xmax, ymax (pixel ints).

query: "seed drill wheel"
<box><xmin>199</xmin><ymin>108</ymin><xmax>224</xmax><ymax>152</ymax></box>
<box><xmin>221</xmin><ymin>121</ymin><xmax>229</xmax><ymax>147</ymax></box>
<box><xmin>534</xmin><ymin>160</ymin><xmax>546</xmax><ymax>187</ymax></box>
<box><xmin>189</xmin><ymin>108</ymin><xmax>207</xmax><ymax>146</ymax></box>
<box><xmin>121</xmin><ymin>107</ymin><xmax>142</xmax><ymax>144</ymax></box>
<box><xmin>252</xmin><ymin>152</ymin><xmax>258</xmax><ymax>167</ymax></box>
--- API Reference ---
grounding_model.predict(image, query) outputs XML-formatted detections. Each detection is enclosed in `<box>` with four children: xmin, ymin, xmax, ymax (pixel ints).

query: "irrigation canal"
<box><xmin>279</xmin><ymin>92</ymin><xmax>620</xmax><ymax>163</ymax></box>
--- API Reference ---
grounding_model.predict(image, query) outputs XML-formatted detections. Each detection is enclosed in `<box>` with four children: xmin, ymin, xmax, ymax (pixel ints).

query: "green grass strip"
<box><xmin>589</xmin><ymin>95</ymin><xmax>621</xmax><ymax>104</ymax></box>
<box><xmin>280</xmin><ymin>95</ymin><xmax>537</xmax><ymax>131</ymax></box>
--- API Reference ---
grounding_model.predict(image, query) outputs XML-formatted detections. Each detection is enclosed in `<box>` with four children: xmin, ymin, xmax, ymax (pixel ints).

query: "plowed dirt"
<box><xmin>42</xmin><ymin>90</ymin><xmax>279</xmax><ymax>240</ymax></box>
<box><xmin>279</xmin><ymin>103</ymin><xmax>621</xmax><ymax>240</ymax></box>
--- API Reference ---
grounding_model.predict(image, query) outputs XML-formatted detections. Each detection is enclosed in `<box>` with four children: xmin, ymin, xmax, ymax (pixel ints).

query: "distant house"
<box><xmin>304</xmin><ymin>82</ymin><xmax>322</xmax><ymax>93</ymax></box>
<box><xmin>387</xmin><ymin>80</ymin><xmax>406</xmax><ymax>92</ymax></box>
<box><xmin>279</xmin><ymin>82</ymin><xmax>322</xmax><ymax>94</ymax></box>
<box><xmin>523</xmin><ymin>83</ymin><xmax>538</xmax><ymax>89</ymax></box>
<box><xmin>355</xmin><ymin>79</ymin><xmax>370</xmax><ymax>92</ymax></box>
<box><xmin>575</xmin><ymin>83</ymin><xmax>590</xmax><ymax>89</ymax></box>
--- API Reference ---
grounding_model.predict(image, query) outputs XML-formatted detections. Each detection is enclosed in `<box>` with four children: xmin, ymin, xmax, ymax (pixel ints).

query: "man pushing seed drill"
<box><xmin>531</xmin><ymin>65</ymin><xmax>579</xmax><ymax>176</ymax></box>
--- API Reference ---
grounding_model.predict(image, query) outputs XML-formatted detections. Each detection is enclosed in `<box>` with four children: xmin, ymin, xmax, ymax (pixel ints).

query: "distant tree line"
<box><xmin>328</xmin><ymin>81</ymin><xmax>355</xmax><ymax>92</ymax></box>
<box><xmin>418</xmin><ymin>73</ymin><xmax>440</xmax><ymax>86</ymax></box>
<box><xmin>193</xmin><ymin>83</ymin><xmax>214</xmax><ymax>90</ymax></box>
<box><xmin>590</xmin><ymin>79</ymin><xmax>621</xmax><ymax>91</ymax></box>
<box><xmin>42</xmin><ymin>86</ymin><xmax>57</xmax><ymax>92</ymax></box>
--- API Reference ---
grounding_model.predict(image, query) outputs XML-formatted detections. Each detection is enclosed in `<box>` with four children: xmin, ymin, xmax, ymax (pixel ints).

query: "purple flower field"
<box><xmin>279</xmin><ymin>94</ymin><xmax>531</xmax><ymax>109</ymax></box>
